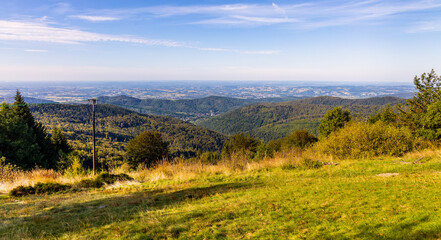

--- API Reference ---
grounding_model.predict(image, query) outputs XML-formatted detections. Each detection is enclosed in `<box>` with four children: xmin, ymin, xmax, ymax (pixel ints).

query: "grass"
<box><xmin>2</xmin><ymin>150</ymin><xmax>441</xmax><ymax>239</ymax></box>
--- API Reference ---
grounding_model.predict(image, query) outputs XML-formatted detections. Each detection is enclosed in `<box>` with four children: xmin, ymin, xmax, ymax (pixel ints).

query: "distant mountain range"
<box><xmin>97</xmin><ymin>95</ymin><xmax>302</xmax><ymax>121</ymax></box>
<box><xmin>197</xmin><ymin>96</ymin><xmax>407</xmax><ymax>141</ymax></box>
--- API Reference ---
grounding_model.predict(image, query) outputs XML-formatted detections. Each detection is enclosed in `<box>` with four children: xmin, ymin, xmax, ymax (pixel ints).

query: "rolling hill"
<box><xmin>29</xmin><ymin>104</ymin><xmax>228</xmax><ymax>168</ymax></box>
<box><xmin>97</xmin><ymin>95</ymin><xmax>302</xmax><ymax>121</ymax></box>
<box><xmin>197</xmin><ymin>96</ymin><xmax>406</xmax><ymax>141</ymax></box>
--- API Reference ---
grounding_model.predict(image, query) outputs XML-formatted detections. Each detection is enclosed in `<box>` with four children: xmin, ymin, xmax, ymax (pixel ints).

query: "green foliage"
<box><xmin>399</xmin><ymin>70</ymin><xmax>441</xmax><ymax>130</ymax></box>
<box><xmin>222</xmin><ymin>133</ymin><xmax>260</xmax><ymax>159</ymax></box>
<box><xmin>10</xmin><ymin>173</ymin><xmax>134</xmax><ymax>196</ymax></box>
<box><xmin>315</xmin><ymin>121</ymin><xmax>416</xmax><ymax>159</ymax></box>
<box><xmin>126</xmin><ymin>131</ymin><xmax>168</xmax><ymax>168</ymax></box>
<box><xmin>10</xmin><ymin>182</ymin><xmax>70</xmax><ymax>197</ymax></box>
<box><xmin>96</xmin><ymin>172</ymin><xmax>133</xmax><ymax>184</ymax></box>
<box><xmin>75</xmin><ymin>173</ymin><xmax>133</xmax><ymax>189</ymax></box>
<box><xmin>0</xmin><ymin>95</ymin><xmax>57</xmax><ymax>170</ymax></box>
<box><xmin>417</xmin><ymin>100</ymin><xmax>441</xmax><ymax>140</ymax></box>
<box><xmin>51</xmin><ymin>127</ymin><xmax>72</xmax><ymax>155</ymax></box>
<box><xmin>282</xmin><ymin>130</ymin><xmax>317</xmax><ymax>149</ymax></box>
<box><xmin>30</xmin><ymin>103</ymin><xmax>227</xmax><ymax>168</ymax></box>
<box><xmin>198</xmin><ymin>96</ymin><xmax>402</xmax><ymax>141</ymax></box>
<box><xmin>318</xmin><ymin>107</ymin><xmax>352</xmax><ymax>138</ymax></box>
<box><xmin>198</xmin><ymin>151</ymin><xmax>222</xmax><ymax>164</ymax></box>
<box><xmin>300</xmin><ymin>158</ymin><xmax>323</xmax><ymax>169</ymax></box>
<box><xmin>61</xmin><ymin>153</ymin><xmax>85</xmax><ymax>176</ymax></box>
<box><xmin>368</xmin><ymin>105</ymin><xmax>397</xmax><ymax>125</ymax></box>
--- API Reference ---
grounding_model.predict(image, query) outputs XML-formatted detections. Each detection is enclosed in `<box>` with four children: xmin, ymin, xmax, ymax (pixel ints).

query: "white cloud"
<box><xmin>93</xmin><ymin>1</ymin><xmax>441</xmax><ymax>28</ymax></box>
<box><xmin>408</xmin><ymin>19</ymin><xmax>441</xmax><ymax>33</ymax></box>
<box><xmin>24</xmin><ymin>49</ymin><xmax>47</xmax><ymax>52</ymax></box>
<box><xmin>0</xmin><ymin>20</ymin><xmax>278</xmax><ymax>54</ymax></box>
<box><xmin>0</xmin><ymin>20</ymin><xmax>182</xmax><ymax>46</ymax></box>
<box><xmin>71</xmin><ymin>15</ymin><xmax>120</xmax><ymax>22</ymax></box>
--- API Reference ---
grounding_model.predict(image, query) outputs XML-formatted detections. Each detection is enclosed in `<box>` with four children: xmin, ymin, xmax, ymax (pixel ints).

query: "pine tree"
<box><xmin>3</xmin><ymin>90</ymin><xmax>59</xmax><ymax>169</ymax></box>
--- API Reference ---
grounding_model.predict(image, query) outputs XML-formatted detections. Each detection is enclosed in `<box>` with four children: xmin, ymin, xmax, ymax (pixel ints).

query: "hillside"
<box><xmin>29</xmin><ymin>104</ymin><xmax>227</xmax><ymax>167</ymax></box>
<box><xmin>197</xmin><ymin>96</ymin><xmax>406</xmax><ymax>141</ymax></box>
<box><xmin>97</xmin><ymin>95</ymin><xmax>302</xmax><ymax>121</ymax></box>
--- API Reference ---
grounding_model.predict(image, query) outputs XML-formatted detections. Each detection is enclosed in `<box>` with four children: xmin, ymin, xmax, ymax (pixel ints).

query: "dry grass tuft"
<box><xmin>0</xmin><ymin>149</ymin><xmax>331</xmax><ymax>194</ymax></box>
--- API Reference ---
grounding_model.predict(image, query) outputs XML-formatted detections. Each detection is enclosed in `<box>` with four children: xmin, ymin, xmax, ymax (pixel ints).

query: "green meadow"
<box><xmin>2</xmin><ymin>152</ymin><xmax>441</xmax><ymax>239</ymax></box>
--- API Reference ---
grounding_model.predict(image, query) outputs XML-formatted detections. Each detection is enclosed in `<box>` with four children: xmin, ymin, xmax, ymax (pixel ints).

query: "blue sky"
<box><xmin>0</xmin><ymin>0</ymin><xmax>441</xmax><ymax>83</ymax></box>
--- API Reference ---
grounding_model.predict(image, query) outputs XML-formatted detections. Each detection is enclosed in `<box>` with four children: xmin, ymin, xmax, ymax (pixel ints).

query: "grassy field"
<box><xmin>2</xmin><ymin>151</ymin><xmax>441</xmax><ymax>239</ymax></box>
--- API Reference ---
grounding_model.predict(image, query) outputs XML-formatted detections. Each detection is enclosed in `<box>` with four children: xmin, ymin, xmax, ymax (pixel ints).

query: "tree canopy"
<box><xmin>0</xmin><ymin>91</ymin><xmax>64</xmax><ymax>170</ymax></box>
<box><xmin>126</xmin><ymin>131</ymin><xmax>168</xmax><ymax>168</ymax></box>
<box><xmin>318</xmin><ymin>107</ymin><xmax>352</xmax><ymax>138</ymax></box>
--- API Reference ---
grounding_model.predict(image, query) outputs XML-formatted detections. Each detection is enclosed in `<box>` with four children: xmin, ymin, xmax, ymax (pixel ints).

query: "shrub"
<box><xmin>10</xmin><ymin>182</ymin><xmax>70</xmax><ymax>197</ymax></box>
<box><xmin>96</xmin><ymin>173</ymin><xmax>133</xmax><ymax>184</ymax></box>
<box><xmin>314</xmin><ymin>121</ymin><xmax>417</xmax><ymax>159</ymax></box>
<box><xmin>76</xmin><ymin>179</ymin><xmax>104</xmax><ymax>188</ymax></box>
<box><xmin>199</xmin><ymin>151</ymin><xmax>222</xmax><ymax>164</ymax></box>
<box><xmin>282</xmin><ymin>130</ymin><xmax>317</xmax><ymax>149</ymax></box>
<box><xmin>300</xmin><ymin>158</ymin><xmax>323</xmax><ymax>169</ymax></box>
<box><xmin>11</xmin><ymin>173</ymin><xmax>134</xmax><ymax>196</ymax></box>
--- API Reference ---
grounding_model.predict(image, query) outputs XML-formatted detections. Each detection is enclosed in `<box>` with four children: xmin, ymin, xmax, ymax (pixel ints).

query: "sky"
<box><xmin>0</xmin><ymin>0</ymin><xmax>441</xmax><ymax>83</ymax></box>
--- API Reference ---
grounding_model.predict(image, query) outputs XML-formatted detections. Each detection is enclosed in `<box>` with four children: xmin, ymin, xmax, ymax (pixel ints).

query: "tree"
<box><xmin>222</xmin><ymin>133</ymin><xmax>260</xmax><ymax>159</ymax></box>
<box><xmin>0</xmin><ymin>91</ymin><xmax>60</xmax><ymax>169</ymax></box>
<box><xmin>0</xmin><ymin>102</ymin><xmax>42</xmax><ymax>169</ymax></box>
<box><xmin>282</xmin><ymin>130</ymin><xmax>317</xmax><ymax>149</ymax></box>
<box><xmin>398</xmin><ymin>69</ymin><xmax>441</xmax><ymax>130</ymax></box>
<box><xmin>126</xmin><ymin>131</ymin><xmax>168</xmax><ymax>168</ymax></box>
<box><xmin>368</xmin><ymin>105</ymin><xmax>397</xmax><ymax>125</ymax></box>
<box><xmin>51</xmin><ymin>127</ymin><xmax>72</xmax><ymax>154</ymax></box>
<box><xmin>318</xmin><ymin>107</ymin><xmax>352</xmax><ymax>138</ymax></box>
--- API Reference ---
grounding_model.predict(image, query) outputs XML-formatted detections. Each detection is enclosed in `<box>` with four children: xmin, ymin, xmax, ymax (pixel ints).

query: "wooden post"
<box><xmin>89</xmin><ymin>98</ymin><xmax>97</xmax><ymax>175</ymax></box>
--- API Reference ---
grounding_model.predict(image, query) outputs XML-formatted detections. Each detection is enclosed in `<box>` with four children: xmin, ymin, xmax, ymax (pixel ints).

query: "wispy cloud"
<box><xmin>84</xmin><ymin>1</ymin><xmax>441</xmax><ymax>28</ymax></box>
<box><xmin>0</xmin><ymin>20</ymin><xmax>182</xmax><ymax>46</ymax></box>
<box><xmin>408</xmin><ymin>19</ymin><xmax>441</xmax><ymax>32</ymax></box>
<box><xmin>0</xmin><ymin>20</ymin><xmax>278</xmax><ymax>54</ymax></box>
<box><xmin>24</xmin><ymin>49</ymin><xmax>47</xmax><ymax>52</ymax></box>
<box><xmin>70</xmin><ymin>15</ymin><xmax>120</xmax><ymax>22</ymax></box>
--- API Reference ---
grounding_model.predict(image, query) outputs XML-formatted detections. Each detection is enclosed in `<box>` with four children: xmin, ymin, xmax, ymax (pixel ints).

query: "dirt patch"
<box><xmin>376</xmin><ymin>173</ymin><xmax>399</xmax><ymax>177</ymax></box>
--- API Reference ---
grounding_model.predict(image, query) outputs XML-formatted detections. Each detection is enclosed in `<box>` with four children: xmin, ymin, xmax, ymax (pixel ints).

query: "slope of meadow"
<box><xmin>1</xmin><ymin>150</ymin><xmax>441</xmax><ymax>239</ymax></box>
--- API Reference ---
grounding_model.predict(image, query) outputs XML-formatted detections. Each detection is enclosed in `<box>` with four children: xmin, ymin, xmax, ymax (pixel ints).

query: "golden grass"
<box><xmin>0</xmin><ymin>149</ymin><xmax>345</xmax><ymax>194</ymax></box>
<box><xmin>128</xmin><ymin>150</ymin><xmax>313</xmax><ymax>183</ymax></box>
<box><xmin>0</xmin><ymin>149</ymin><xmax>330</xmax><ymax>194</ymax></box>
<box><xmin>0</xmin><ymin>168</ymin><xmax>93</xmax><ymax>194</ymax></box>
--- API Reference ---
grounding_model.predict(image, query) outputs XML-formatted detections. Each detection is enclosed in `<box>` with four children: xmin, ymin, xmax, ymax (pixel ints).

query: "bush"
<box><xmin>76</xmin><ymin>173</ymin><xmax>133</xmax><ymax>189</ymax></box>
<box><xmin>282</xmin><ymin>130</ymin><xmax>317</xmax><ymax>149</ymax></box>
<box><xmin>11</xmin><ymin>173</ymin><xmax>134</xmax><ymax>196</ymax></box>
<box><xmin>301</xmin><ymin>158</ymin><xmax>323</xmax><ymax>169</ymax></box>
<box><xmin>10</xmin><ymin>182</ymin><xmax>71</xmax><ymax>197</ymax></box>
<box><xmin>314</xmin><ymin>121</ymin><xmax>417</xmax><ymax>159</ymax></box>
<box><xmin>198</xmin><ymin>151</ymin><xmax>222</xmax><ymax>164</ymax></box>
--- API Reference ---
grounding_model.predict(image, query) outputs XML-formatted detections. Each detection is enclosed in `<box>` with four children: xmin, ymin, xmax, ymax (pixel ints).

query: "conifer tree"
<box><xmin>1</xmin><ymin>91</ymin><xmax>59</xmax><ymax>169</ymax></box>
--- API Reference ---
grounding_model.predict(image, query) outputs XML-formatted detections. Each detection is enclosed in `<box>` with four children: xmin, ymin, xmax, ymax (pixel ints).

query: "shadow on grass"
<box><xmin>0</xmin><ymin>181</ymin><xmax>258</xmax><ymax>239</ymax></box>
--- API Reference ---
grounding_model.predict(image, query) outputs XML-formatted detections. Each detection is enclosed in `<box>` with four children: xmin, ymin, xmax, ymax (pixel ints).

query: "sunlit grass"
<box><xmin>2</xmin><ymin>149</ymin><xmax>441</xmax><ymax>239</ymax></box>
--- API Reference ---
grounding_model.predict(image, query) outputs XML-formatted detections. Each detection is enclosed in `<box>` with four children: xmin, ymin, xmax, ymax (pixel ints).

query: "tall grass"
<box><xmin>0</xmin><ymin>149</ymin><xmax>312</xmax><ymax>194</ymax></box>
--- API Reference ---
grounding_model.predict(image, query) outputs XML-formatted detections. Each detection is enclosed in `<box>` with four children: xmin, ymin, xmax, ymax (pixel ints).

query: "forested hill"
<box><xmin>97</xmin><ymin>95</ymin><xmax>302</xmax><ymax>121</ymax></box>
<box><xmin>30</xmin><ymin>104</ymin><xmax>227</xmax><ymax>159</ymax></box>
<box><xmin>285</xmin><ymin>96</ymin><xmax>405</xmax><ymax>106</ymax></box>
<box><xmin>197</xmin><ymin>96</ymin><xmax>406</xmax><ymax>141</ymax></box>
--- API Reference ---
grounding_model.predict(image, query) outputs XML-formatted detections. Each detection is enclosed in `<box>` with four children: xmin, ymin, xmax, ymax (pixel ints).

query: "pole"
<box><xmin>89</xmin><ymin>98</ymin><xmax>97</xmax><ymax>175</ymax></box>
